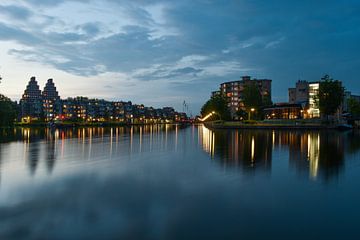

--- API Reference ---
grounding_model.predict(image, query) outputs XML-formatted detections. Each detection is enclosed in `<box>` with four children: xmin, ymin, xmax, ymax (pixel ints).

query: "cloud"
<box><xmin>0</xmin><ymin>23</ymin><xmax>40</xmax><ymax>45</ymax></box>
<box><xmin>77</xmin><ymin>22</ymin><xmax>101</xmax><ymax>36</ymax></box>
<box><xmin>24</xmin><ymin>0</ymin><xmax>91</xmax><ymax>7</ymax></box>
<box><xmin>1</xmin><ymin>0</ymin><xmax>360</xmax><ymax>112</ymax></box>
<box><xmin>0</xmin><ymin>4</ymin><xmax>33</xmax><ymax>20</ymax></box>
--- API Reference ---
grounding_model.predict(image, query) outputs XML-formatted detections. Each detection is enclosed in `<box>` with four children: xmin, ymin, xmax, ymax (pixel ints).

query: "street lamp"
<box><xmin>248</xmin><ymin>108</ymin><xmax>255</xmax><ymax>121</ymax></box>
<box><xmin>212</xmin><ymin>111</ymin><xmax>221</xmax><ymax>121</ymax></box>
<box><xmin>199</xmin><ymin>112</ymin><xmax>213</xmax><ymax>122</ymax></box>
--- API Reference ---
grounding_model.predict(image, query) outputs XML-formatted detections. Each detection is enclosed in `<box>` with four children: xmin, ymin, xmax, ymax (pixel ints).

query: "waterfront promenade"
<box><xmin>204</xmin><ymin>119</ymin><xmax>354</xmax><ymax>130</ymax></box>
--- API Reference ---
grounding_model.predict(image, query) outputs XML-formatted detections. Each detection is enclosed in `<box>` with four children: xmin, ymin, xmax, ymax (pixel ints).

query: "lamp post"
<box><xmin>212</xmin><ymin>111</ymin><xmax>221</xmax><ymax>121</ymax></box>
<box><xmin>199</xmin><ymin>112</ymin><xmax>213</xmax><ymax>122</ymax></box>
<box><xmin>248</xmin><ymin>108</ymin><xmax>255</xmax><ymax>121</ymax></box>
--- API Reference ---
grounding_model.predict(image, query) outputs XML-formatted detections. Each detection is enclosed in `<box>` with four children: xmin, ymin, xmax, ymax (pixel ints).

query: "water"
<box><xmin>0</xmin><ymin>125</ymin><xmax>360</xmax><ymax>240</ymax></box>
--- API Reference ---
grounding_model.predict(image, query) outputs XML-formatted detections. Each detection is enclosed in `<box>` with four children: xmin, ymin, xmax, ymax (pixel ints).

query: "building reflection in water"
<box><xmin>285</xmin><ymin>131</ymin><xmax>345</xmax><ymax>181</ymax></box>
<box><xmin>0</xmin><ymin>125</ymin><xmax>358</xmax><ymax>182</ymax></box>
<box><xmin>0</xmin><ymin>125</ymin><xmax>186</xmax><ymax>178</ymax></box>
<box><xmin>199</xmin><ymin>126</ymin><xmax>272</xmax><ymax>172</ymax></box>
<box><xmin>44</xmin><ymin>128</ymin><xmax>58</xmax><ymax>173</ymax></box>
<box><xmin>199</xmin><ymin>125</ymin><xmax>355</xmax><ymax>181</ymax></box>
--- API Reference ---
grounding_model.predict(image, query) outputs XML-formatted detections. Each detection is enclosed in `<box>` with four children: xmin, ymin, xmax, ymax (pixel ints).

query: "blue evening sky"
<box><xmin>0</xmin><ymin>0</ymin><xmax>359</xmax><ymax>114</ymax></box>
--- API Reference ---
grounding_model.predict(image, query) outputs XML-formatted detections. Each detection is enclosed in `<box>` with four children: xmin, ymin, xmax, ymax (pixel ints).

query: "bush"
<box><xmin>0</xmin><ymin>94</ymin><xmax>17</xmax><ymax>127</ymax></box>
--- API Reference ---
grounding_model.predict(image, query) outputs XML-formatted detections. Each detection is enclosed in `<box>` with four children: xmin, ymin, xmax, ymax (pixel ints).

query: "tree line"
<box><xmin>0</xmin><ymin>76</ymin><xmax>18</xmax><ymax>127</ymax></box>
<box><xmin>0</xmin><ymin>94</ymin><xmax>17</xmax><ymax>127</ymax></box>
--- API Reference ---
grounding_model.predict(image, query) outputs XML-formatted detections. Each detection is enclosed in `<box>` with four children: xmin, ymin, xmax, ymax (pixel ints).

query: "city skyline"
<box><xmin>1</xmin><ymin>0</ymin><xmax>360</xmax><ymax>114</ymax></box>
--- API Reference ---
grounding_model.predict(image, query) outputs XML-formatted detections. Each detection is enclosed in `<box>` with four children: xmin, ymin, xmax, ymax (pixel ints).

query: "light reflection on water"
<box><xmin>0</xmin><ymin>125</ymin><xmax>360</xmax><ymax>239</ymax></box>
<box><xmin>198</xmin><ymin>126</ymin><xmax>358</xmax><ymax>181</ymax></box>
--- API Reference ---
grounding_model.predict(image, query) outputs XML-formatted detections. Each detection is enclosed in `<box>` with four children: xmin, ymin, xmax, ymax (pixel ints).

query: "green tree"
<box><xmin>348</xmin><ymin>98</ymin><xmax>360</xmax><ymax>117</ymax></box>
<box><xmin>242</xmin><ymin>82</ymin><xmax>262</xmax><ymax>111</ymax></box>
<box><xmin>262</xmin><ymin>94</ymin><xmax>273</xmax><ymax>108</ymax></box>
<box><xmin>201</xmin><ymin>94</ymin><xmax>231</xmax><ymax>121</ymax></box>
<box><xmin>315</xmin><ymin>74</ymin><xmax>344</xmax><ymax>119</ymax></box>
<box><xmin>0</xmin><ymin>94</ymin><xmax>17</xmax><ymax>127</ymax></box>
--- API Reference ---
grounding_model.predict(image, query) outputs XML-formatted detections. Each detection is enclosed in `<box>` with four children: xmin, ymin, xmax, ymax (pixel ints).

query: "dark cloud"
<box><xmin>0</xmin><ymin>23</ymin><xmax>41</xmax><ymax>45</ymax></box>
<box><xmin>25</xmin><ymin>0</ymin><xmax>91</xmax><ymax>7</ymax></box>
<box><xmin>0</xmin><ymin>5</ymin><xmax>33</xmax><ymax>20</ymax></box>
<box><xmin>77</xmin><ymin>22</ymin><xmax>101</xmax><ymax>36</ymax></box>
<box><xmin>172</xmin><ymin>67</ymin><xmax>202</xmax><ymax>76</ymax></box>
<box><xmin>1</xmin><ymin>0</ymin><xmax>360</xmax><ymax>109</ymax></box>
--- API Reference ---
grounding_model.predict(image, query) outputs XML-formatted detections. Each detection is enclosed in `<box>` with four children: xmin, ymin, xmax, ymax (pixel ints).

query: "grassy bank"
<box><xmin>204</xmin><ymin>119</ymin><xmax>348</xmax><ymax>130</ymax></box>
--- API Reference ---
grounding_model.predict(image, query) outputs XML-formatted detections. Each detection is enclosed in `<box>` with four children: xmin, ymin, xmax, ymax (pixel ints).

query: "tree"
<box><xmin>0</xmin><ymin>94</ymin><xmax>17</xmax><ymax>127</ymax></box>
<box><xmin>315</xmin><ymin>74</ymin><xmax>344</xmax><ymax>119</ymax></box>
<box><xmin>201</xmin><ymin>94</ymin><xmax>231</xmax><ymax>121</ymax></box>
<box><xmin>348</xmin><ymin>98</ymin><xmax>360</xmax><ymax>117</ymax></box>
<box><xmin>242</xmin><ymin>82</ymin><xmax>262</xmax><ymax>111</ymax></box>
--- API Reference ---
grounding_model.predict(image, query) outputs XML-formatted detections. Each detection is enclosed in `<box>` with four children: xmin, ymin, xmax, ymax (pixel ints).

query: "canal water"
<box><xmin>0</xmin><ymin>125</ymin><xmax>359</xmax><ymax>239</ymax></box>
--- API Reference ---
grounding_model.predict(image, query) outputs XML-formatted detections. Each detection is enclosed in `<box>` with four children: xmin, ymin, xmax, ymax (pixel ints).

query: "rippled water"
<box><xmin>0</xmin><ymin>125</ymin><xmax>360</xmax><ymax>239</ymax></box>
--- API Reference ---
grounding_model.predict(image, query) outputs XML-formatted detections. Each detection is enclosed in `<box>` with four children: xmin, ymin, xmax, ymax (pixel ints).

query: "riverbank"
<box><xmin>10</xmin><ymin>121</ymin><xmax>190</xmax><ymax>129</ymax></box>
<box><xmin>204</xmin><ymin>120</ymin><xmax>353</xmax><ymax>130</ymax></box>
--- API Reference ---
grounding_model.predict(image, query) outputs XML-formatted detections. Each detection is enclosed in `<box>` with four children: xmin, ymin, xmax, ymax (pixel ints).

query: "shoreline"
<box><xmin>204</xmin><ymin>121</ymin><xmax>354</xmax><ymax>131</ymax></box>
<box><xmin>0</xmin><ymin>122</ymin><xmax>191</xmax><ymax>129</ymax></box>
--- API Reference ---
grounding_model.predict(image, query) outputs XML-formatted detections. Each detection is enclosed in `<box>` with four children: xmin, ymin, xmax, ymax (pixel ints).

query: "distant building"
<box><xmin>343</xmin><ymin>91</ymin><xmax>360</xmax><ymax>113</ymax></box>
<box><xmin>20</xmin><ymin>77</ymin><xmax>43</xmax><ymax>121</ymax></box>
<box><xmin>264</xmin><ymin>103</ymin><xmax>303</xmax><ymax>119</ymax></box>
<box><xmin>219</xmin><ymin>76</ymin><xmax>272</xmax><ymax>118</ymax></box>
<box><xmin>62</xmin><ymin>97</ymin><xmax>89</xmax><ymax>120</ymax></box>
<box><xmin>112</xmin><ymin>101</ymin><xmax>126</xmax><ymax>122</ymax></box>
<box><xmin>288</xmin><ymin>80</ymin><xmax>320</xmax><ymax>118</ymax></box>
<box><xmin>162</xmin><ymin>107</ymin><xmax>176</xmax><ymax>120</ymax></box>
<box><xmin>42</xmin><ymin>79</ymin><xmax>61</xmax><ymax>121</ymax></box>
<box><xmin>211</xmin><ymin>90</ymin><xmax>221</xmax><ymax>98</ymax></box>
<box><xmin>18</xmin><ymin>77</ymin><xmax>186</xmax><ymax>123</ymax></box>
<box><xmin>288</xmin><ymin>80</ymin><xmax>309</xmax><ymax>105</ymax></box>
<box><xmin>87</xmin><ymin>99</ymin><xmax>112</xmax><ymax>121</ymax></box>
<box><xmin>308</xmin><ymin>82</ymin><xmax>320</xmax><ymax>118</ymax></box>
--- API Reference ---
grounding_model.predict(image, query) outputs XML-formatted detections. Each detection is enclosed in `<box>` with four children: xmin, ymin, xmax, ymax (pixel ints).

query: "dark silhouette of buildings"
<box><xmin>19</xmin><ymin>76</ymin><xmax>187</xmax><ymax>123</ymax></box>
<box><xmin>20</xmin><ymin>77</ymin><xmax>43</xmax><ymax>121</ymax></box>
<box><xmin>42</xmin><ymin>79</ymin><xmax>61</xmax><ymax>121</ymax></box>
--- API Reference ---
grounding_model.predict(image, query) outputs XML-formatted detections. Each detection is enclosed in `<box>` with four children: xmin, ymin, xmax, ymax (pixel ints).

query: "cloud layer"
<box><xmin>0</xmin><ymin>0</ymin><xmax>359</xmax><ymax>112</ymax></box>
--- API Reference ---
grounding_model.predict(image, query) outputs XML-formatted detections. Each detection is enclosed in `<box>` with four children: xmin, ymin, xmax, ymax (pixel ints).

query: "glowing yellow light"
<box><xmin>199</xmin><ymin>112</ymin><xmax>213</xmax><ymax>122</ymax></box>
<box><xmin>251</xmin><ymin>136</ymin><xmax>255</xmax><ymax>162</ymax></box>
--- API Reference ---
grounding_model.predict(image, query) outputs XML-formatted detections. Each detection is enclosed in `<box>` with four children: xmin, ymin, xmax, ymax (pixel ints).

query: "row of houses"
<box><xmin>20</xmin><ymin>77</ymin><xmax>187</xmax><ymax>123</ymax></box>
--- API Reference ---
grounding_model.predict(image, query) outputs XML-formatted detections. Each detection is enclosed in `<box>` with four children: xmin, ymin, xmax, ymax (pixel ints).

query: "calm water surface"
<box><xmin>0</xmin><ymin>125</ymin><xmax>360</xmax><ymax>239</ymax></box>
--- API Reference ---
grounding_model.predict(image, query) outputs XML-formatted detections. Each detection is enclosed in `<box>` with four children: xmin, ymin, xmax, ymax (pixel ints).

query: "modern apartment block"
<box><xmin>308</xmin><ymin>82</ymin><xmax>320</xmax><ymax>118</ymax></box>
<box><xmin>20</xmin><ymin>77</ymin><xmax>43</xmax><ymax>121</ymax></box>
<box><xmin>42</xmin><ymin>79</ymin><xmax>61</xmax><ymax>121</ymax></box>
<box><xmin>19</xmin><ymin>77</ymin><xmax>187</xmax><ymax>123</ymax></box>
<box><xmin>288</xmin><ymin>80</ymin><xmax>320</xmax><ymax>118</ymax></box>
<box><xmin>219</xmin><ymin>76</ymin><xmax>272</xmax><ymax>118</ymax></box>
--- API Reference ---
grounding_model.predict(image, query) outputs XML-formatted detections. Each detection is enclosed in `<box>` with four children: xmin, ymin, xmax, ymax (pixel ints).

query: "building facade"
<box><xmin>288</xmin><ymin>80</ymin><xmax>320</xmax><ymax>118</ymax></box>
<box><xmin>220</xmin><ymin>76</ymin><xmax>272</xmax><ymax>118</ymax></box>
<box><xmin>19</xmin><ymin>77</ymin><xmax>187</xmax><ymax>123</ymax></box>
<box><xmin>288</xmin><ymin>80</ymin><xmax>309</xmax><ymax>105</ymax></box>
<box><xmin>42</xmin><ymin>79</ymin><xmax>61</xmax><ymax>121</ymax></box>
<box><xmin>20</xmin><ymin>77</ymin><xmax>43</xmax><ymax>121</ymax></box>
<box><xmin>264</xmin><ymin>103</ymin><xmax>303</xmax><ymax>119</ymax></box>
<box><xmin>308</xmin><ymin>82</ymin><xmax>320</xmax><ymax>118</ymax></box>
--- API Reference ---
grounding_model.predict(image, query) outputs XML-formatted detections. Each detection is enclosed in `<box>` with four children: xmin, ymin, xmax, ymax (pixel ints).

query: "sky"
<box><xmin>0</xmin><ymin>0</ymin><xmax>359</xmax><ymax>114</ymax></box>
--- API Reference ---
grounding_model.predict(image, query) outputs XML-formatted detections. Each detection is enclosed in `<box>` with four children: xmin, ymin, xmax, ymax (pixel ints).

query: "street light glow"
<box><xmin>199</xmin><ymin>112</ymin><xmax>214</xmax><ymax>122</ymax></box>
